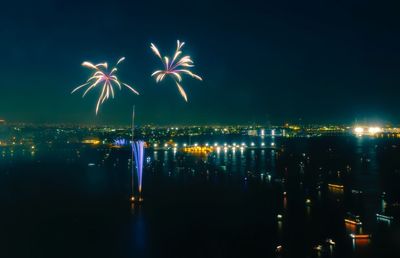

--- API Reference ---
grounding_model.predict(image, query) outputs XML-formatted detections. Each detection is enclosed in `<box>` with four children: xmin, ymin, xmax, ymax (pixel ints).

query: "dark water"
<box><xmin>1</xmin><ymin>136</ymin><xmax>400</xmax><ymax>258</ymax></box>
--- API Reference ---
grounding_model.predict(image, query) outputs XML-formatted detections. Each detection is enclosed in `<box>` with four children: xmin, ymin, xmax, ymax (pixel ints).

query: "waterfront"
<box><xmin>1</xmin><ymin>135</ymin><xmax>400</xmax><ymax>258</ymax></box>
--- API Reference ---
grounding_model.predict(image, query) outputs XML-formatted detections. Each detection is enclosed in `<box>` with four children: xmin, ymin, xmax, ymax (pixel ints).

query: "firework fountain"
<box><xmin>130</xmin><ymin>106</ymin><xmax>144</xmax><ymax>203</ymax></box>
<box><xmin>132</xmin><ymin>140</ymin><xmax>144</xmax><ymax>203</ymax></box>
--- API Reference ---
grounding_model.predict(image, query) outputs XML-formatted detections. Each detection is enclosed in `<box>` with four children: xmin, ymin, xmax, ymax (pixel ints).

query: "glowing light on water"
<box><xmin>368</xmin><ymin>127</ymin><xmax>382</xmax><ymax>134</ymax></box>
<box><xmin>354</xmin><ymin>126</ymin><xmax>382</xmax><ymax>135</ymax></box>
<box><xmin>133</xmin><ymin>140</ymin><xmax>145</xmax><ymax>197</ymax></box>
<box><xmin>350</xmin><ymin>234</ymin><xmax>371</xmax><ymax>239</ymax></box>
<box><xmin>376</xmin><ymin>213</ymin><xmax>393</xmax><ymax>224</ymax></box>
<box><xmin>354</xmin><ymin>127</ymin><xmax>364</xmax><ymax>133</ymax></box>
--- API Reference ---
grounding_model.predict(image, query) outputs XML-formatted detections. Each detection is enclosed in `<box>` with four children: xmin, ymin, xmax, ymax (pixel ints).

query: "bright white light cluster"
<box><xmin>354</xmin><ymin>126</ymin><xmax>382</xmax><ymax>135</ymax></box>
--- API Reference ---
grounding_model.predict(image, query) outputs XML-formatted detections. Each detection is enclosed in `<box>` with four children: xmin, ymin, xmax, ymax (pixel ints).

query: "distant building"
<box><xmin>247</xmin><ymin>130</ymin><xmax>258</xmax><ymax>136</ymax></box>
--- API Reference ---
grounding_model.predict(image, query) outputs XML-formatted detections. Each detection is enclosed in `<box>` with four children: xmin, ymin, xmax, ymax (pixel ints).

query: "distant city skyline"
<box><xmin>0</xmin><ymin>119</ymin><xmax>397</xmax><ymax>128</ymax></box>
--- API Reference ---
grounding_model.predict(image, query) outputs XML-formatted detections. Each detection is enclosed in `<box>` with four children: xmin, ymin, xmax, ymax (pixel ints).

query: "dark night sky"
<box><xmin>1</xmin><ymin>0</ymin><xmax>400</xmax><ymax>125</ymax></box>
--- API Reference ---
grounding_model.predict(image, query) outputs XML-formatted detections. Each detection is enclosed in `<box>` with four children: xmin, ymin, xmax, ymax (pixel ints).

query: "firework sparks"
<box><xmin>72</xmin><ymin>57</ymin><xmax>139</xmax><ymax>114</ymax></box>
<box><xmin>150</xmin><ymin>40</ymin><xmax>202</xmax><ymax>101</ymax></box>
<box><xmin>133</xmin><ymin>140</ymin><xmax>144</xmax><ymax>200</ymax></box>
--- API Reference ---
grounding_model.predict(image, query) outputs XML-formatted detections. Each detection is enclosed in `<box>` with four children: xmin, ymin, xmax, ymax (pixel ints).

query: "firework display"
<box><xmin>72</xmin><ymin>57</ymin><xmax>139</xmax><ymax>114</ymax></box>
<box><xmin>150</xmin><ymin>40</ymin><xmax>202</xmax><ymax>101</ymax></box>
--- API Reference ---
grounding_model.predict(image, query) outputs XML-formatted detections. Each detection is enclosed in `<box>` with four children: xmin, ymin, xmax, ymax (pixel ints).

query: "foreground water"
<box><xmin>1</xmin><ymin>136</ymin><xmax>400</xmax><ymax>258</ymax></box>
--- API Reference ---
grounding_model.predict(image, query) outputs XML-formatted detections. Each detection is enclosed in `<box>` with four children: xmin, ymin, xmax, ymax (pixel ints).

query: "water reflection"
<box><xmin>1</xmin><ymin>136</ymin><xmax>400</xmax><ymax>258</ymax></box>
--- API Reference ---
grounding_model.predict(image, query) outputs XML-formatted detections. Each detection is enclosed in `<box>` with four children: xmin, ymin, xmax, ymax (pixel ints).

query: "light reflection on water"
<box><xmin>1</xmin><ymin>136</ymin><xmax>400</xmax><ymax>258</ymax></box>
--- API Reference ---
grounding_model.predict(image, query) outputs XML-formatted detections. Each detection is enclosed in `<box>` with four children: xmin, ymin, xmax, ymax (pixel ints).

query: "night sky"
<box><xmin>1</xmin><ymin>0</ymin><xmax>400</xmax><ymax>125</ymax></box>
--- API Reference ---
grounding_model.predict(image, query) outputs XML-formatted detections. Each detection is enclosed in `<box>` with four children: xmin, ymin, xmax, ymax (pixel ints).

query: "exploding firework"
<box><xmin>150</xmin><ymin>40</ymin><xmax>202</xmax><ymax>101</ymax></box>
<box><xmin>72</xmin><ymin>57</ymin><xmax>139</xmax><ymax>114</ymax></box>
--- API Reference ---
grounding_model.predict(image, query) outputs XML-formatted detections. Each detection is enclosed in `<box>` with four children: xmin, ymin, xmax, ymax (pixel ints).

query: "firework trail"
<box><xmin>72</xmin><ymin>57</ymin><xmax>139</xmax><ymax>114</ymax></box>
<box><xmin>150</xmin><ymin>40</ymin><xmax>202</xmax><ymax>101</ymax></box>
<box><xmin>133</xmin><ymin>140</ymin><xmax>144</xmax><ymax>198</ymax></box>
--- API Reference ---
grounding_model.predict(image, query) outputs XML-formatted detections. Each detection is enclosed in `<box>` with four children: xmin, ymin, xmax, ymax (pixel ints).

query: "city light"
<box><xmin>82</xmin><ymin>139</ymin><xmax>100</xmax><ymax>145</ymax></box>
<box><xmin>354</xmin><ymin>126</ymin><xmax>382</xmax><ymax>136</ymax></box>
<box><xmin>183</xmin><ymin>146</ymin><xmax>213</xmax><ymax>154</ymax></box>
<box><xmin>354</xmin><ymin>127</ymin><xmax>364</xmax><ymax>134</ymax></box>
<box><xmin>368</xmin><ymin>127</ymin><xmax>382</xmax><ymax>134</ymax></box>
